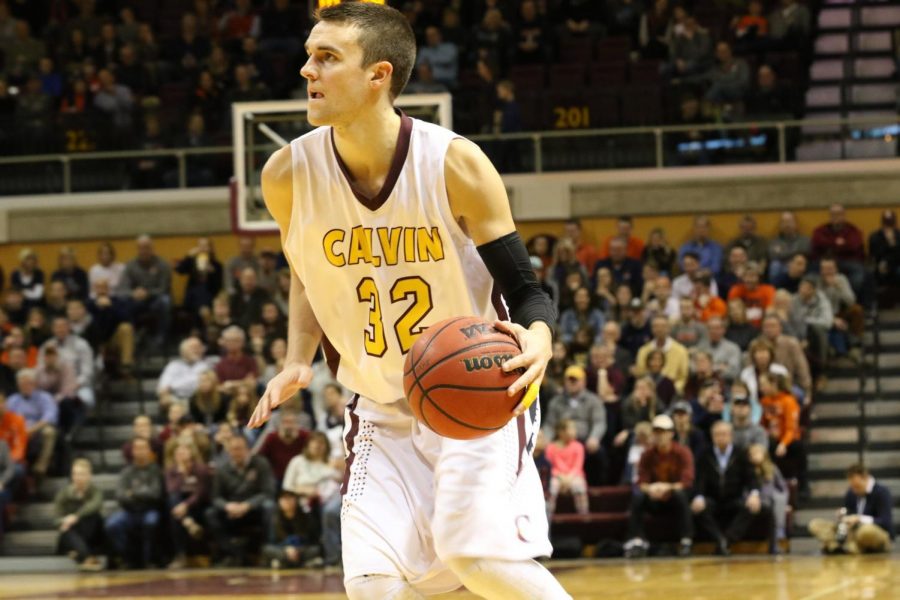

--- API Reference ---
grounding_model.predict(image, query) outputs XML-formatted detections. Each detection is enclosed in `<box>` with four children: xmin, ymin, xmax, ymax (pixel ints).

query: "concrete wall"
<box><xmin>1</xmin><ymin>158</ymin><xmax>898</xmax><ymax>243</ymax></box>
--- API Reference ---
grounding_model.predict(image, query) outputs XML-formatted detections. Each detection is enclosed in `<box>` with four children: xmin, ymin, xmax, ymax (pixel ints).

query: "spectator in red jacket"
<box><xmin>727</xmin><ymin>262</ymin><xmax>775</xmax><ymax>327</ymax></box>
<box><xmin>624</xmin><ymin>414</ymin><xmax>695</xmax><ymax>558</ymax></box>
<box><xmin>0</xmin><ymin>393</ymin><xmax>26</xmax><ymax>491</ymax></box>
<box><xmin>811</xmin><ymin>204</ymin><xmax>866</xmax><ymax>296</ymax></box>
<box><xmin>255</xmin><ymin>411</ymin><xmax>308</xmax><ymax>483</ymax></box>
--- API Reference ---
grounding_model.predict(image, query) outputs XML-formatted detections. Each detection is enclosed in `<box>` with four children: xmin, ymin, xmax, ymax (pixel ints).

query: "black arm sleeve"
<box><xmin>476</xmin><ymin>232</ymin><xmax>557</xmax><ymax>328</ymax></box>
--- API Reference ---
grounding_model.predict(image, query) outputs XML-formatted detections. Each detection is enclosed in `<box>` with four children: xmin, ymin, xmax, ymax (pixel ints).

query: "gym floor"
<box><xmin>0</xmin><ymin>555</ymin><xmax>896</xmax><ymax>599</ymax></box>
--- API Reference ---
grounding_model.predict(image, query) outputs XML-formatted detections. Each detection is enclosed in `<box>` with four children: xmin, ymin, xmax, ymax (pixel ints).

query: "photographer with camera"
<box><xmin>808</xmin><ymin>464</ymin><xmax>893</xmax><ymax>554</ymax></box>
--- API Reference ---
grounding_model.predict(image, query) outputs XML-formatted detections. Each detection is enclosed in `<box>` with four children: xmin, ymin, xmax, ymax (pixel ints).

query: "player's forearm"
<box><xmin>285</xmin><ymin>270</ymin><xmax>323</xmax><ymax>366</ymax></box>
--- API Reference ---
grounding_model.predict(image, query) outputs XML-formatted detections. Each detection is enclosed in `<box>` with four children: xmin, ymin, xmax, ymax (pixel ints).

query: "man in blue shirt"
<box><xmin>679</xmin><ymin>215</ymin><xmax>724</xmax><ymax>275</ymax></box>
<box><xmin>416</xmin><ymin>26</ymin><xmax>458</xmax><ymax>89</ymax></box>
<box><xmin>7</xmin><ymin>368</ymin><xmax>58</xmax><ymax>478</ymax></box>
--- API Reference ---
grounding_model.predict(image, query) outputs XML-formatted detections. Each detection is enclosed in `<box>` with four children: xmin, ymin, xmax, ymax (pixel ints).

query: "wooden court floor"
<box><xmin>1</xmin><ymin>555</ymin><xmax>898</xmax><ymax>599</ymax></box>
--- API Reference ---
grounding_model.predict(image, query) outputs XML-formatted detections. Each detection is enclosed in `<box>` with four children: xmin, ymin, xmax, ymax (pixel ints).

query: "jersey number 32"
<box><xmin>356</xmin><ymin>276</ymin><xmax>432</xmax><ymax>357</ymax></box>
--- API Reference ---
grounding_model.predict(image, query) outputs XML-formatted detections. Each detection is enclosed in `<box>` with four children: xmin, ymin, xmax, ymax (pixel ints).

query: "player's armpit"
<box><xmin>444</xmin><ymin>138</ymin><xmax>516</xmax><ymax>246</ymax></box>
<box><xmin>261</xmin><ymin>145</ymin><xmax>294</xmax><ymax>239</ymax></box>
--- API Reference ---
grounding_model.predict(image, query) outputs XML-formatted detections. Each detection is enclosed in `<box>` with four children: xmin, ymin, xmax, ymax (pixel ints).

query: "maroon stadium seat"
<box><xmin>548</xmin><ymin>64</ymin><xmax>586</xmax><ymax>90</ymax></box>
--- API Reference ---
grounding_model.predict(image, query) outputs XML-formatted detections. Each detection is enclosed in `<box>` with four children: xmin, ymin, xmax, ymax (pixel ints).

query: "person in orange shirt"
<box><xmin>1</xmin><ymin>326</ymin><xmax>39</xmax><ymax>368</ymax></box>
<box><xmin>563</xmin><ymin>218</ymin><xmax>598</xmax><ymax>274</ymax></box>
<box><xmin>759</xmin><ymin>372</ymin><xmax>807</xmax><ymax>492</ymax></box>
<box><xmin>599</xmin><ymin>216</ymin><xmax>645</xmax><ymax>261</ymax></box>
<box><xmin>727</xmin><ymin>261</ymin><xmax>775</xmax><ymax>327</ymax></box>
<box><xmin>694</xmin><ymin>271</ymin><xmax>726</xmax><ymax>322</ymax></box>
<box><xmin>0</xmin><ymin>392</ymin><xmax>28</xmax><ymax>492</ymax></box>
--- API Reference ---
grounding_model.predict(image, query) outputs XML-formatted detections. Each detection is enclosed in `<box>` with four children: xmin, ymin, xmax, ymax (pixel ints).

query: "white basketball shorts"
<box><xmin>340</xmin><ymin>395</ymin><xmax>552</xmax><ymax>595</ymax></box>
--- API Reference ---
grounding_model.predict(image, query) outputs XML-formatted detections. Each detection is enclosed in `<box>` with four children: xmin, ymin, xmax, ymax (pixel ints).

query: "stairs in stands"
<box><xmin>0</xmin><ymin>359</ymin><xmax>166</xmax><ymax>566</ymax></box>
<box><xmin>793</xmin><ymin>308</ymin><xmax>900</xmax><ymax>539</ymax></box>
<box><xmin>797</xmin><ymin>2</ymin><xmax>899</xmax><ymax>161</ymax></box>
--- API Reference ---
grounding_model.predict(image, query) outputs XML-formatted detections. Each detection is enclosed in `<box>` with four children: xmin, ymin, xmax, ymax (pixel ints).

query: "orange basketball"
<box><xmin>403</xmin><ymin>316</ymin><xmax>525</xmax><ymax>440</ymax></box>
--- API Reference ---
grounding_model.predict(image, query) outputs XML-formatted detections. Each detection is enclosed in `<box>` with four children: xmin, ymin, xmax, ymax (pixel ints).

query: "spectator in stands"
<box><xmin>592</xmin><ymin>268</ymin><xmax>617</xmax><ymax>315</ymax></box>
<box><xmin>599</xmin><ymin>217</ymin><xmax>644</xmax><ymax>262</ymax></box>
<box><xmin>259</xmin><ymin>0</ymin><xmax>306</xmax><ymax>59</ymax></box>
<box><xmin>8</xmin><ymin>369</ymin><xmax>57</xmax><ymax>479</ymax></box>
<box><xmin>700</xmin><ymin>316</ymin><xmax>740</xmax><ymax>382</ymax></box>
<box><xmin>51</xmin><ymin>247</ymin><xmax>89</xmax><ymax>301</ymax></box>
<box><xmin>674</xmin><ymin>253</ymin><xmax>716</xmax><ymax>301</ymax></box>
<box><xmin>870</xmin><ymin>210</ymin><xmax>900</xmax><ymax>297</ymax></box>
<box><xmin>728</xmin><ymin>262</ymin><xmax>775</xmax><ymax>328</ymax></box>
<box><xmin>766</xmin><ymin>213</ymin><xmax>808</xmax><ymax>283</ymax></box>
<box><xmin>191</xmin><ymin>371</ymin><xmax>230</xmax><ymax>431</ymax></box>
<box><xmin>704</xmin><ymin>42</ymin><xmax>750</xmax><ymax>106</ymax></box>
<box><xmin>642</xmin><ymin>228</ymin><xmax>677</xmax><ymax>276</ymax></box>
<box><xmin>0</xmin><ymin>348</ymin><xmax>26</xmax><ymax>395</ymax></box>
<box><xmin>94</xmin><ymin>21</ymin><xmax>120</xmax><ymax>68</ymax></box>
<box><xmin>725</xmin><ymin>215</ymin><xmax>768</xmax><ymax>274</ymax></box>
<box><xmin>793</xmin><ymin>276</ymin><xmax>833</xmax><ymax>379</ymax></box>
<box><xmin>561</xmin><ymin>219</ymin><xmax>598</xmax><ymax>275</ymax></box>
<box><xmin>624</xmin><ymin>414</ymin><xmax>695</xmax><ymax>558</ymax></box>
<box><xmin>226</xmin><ymin>63</ymin><xmax>270</xmax><ymax>104</ymax></box>
<box><xmin>811</xmin><ymin>204</ymin><xmax>866</xmax><ymax>296</ymax></box>
<box><xmin>216</xmin><ymin>325</ymin><xmax>258</xmax><ymax>388</ymax></box>
<box><xmin>93</xmin><ymin>69</ymin><xmax>134</xmax><ymax>137</ymax></box>
<box><xmin>35</xmin><ymin>344</ymin><xmax>82</xmax><ymax>438</ymax></box>
<box><xmin>263</xmin><ymin>489</ymin><xmax>322</xmax><ymax>569</ymax></box>
<box><xmin>117</xmin><ymin>7</ymin><xmax>140</xmax><ymax>45</ymax></box>
<box><xmin>618</xmin><ymin>376</ymin><xmax>659</xmax><ymax>435</ymax></box>
<box><xmin>599</xmin><ymin>321</ymin><xmax>632</xmax><ymax>371</ymax></box>
<box><xmin>169</xmin><ymin>113</ymin><xmax>216</xmax><ymax>187</ymax></box>
<box><xmin>12</xmin><ymin>248</ymin><xmax>45</xmax><ymax>310</ymax></box>
<box><xmin>621</xmin><ymin>421</ymin><xmax>654</xmax><ymax>484</ymax></box>
<box><xmin>0</xmin><ymin>439</ymin><xmax>12</xmax><ymax>536</ymax></box>
<box><xmin>54</xmin><ymin>458</ymin><xmax>104</xmax><ymax>571</ymax></box>
<box><xmin>731</xmin><ymin>0</ymin><xmax>769</xmax><ymax>52</ymax></box>
<box><xmin>0</xmin><ymin>393</ymin><xmax>26</xmax><ymax>487</ymax></box>
<box><xmin>513</xmin><ymin>0</ymin><xmax>548</xmax><ymax>65</ymax></box>
<box><xmin>225</xmin><ymin>237</ymin><xmax>259</xmax><ymax>294</ymax></box>
<box><xmin>691</xmin><ymin>421</ymin><xmax>765</xmax><ymax>555</ymax></box>
<box><xmin>417</xmin><ymin>26</ymin><xmax>458</xmax><ymax>89</ymax></box>
<box><xmin>169</xmin><ymin>13</ymin><xmax>211</xmax><ymax>77</ymax></box>
<box><xmin>768</xmin><ymin>0</ymin><xmax>811</xmax><ymax>48</ymax></box>
<box><xmin>256</xmin><ymin>410</ymin><xmax>309</xmax><ymax>484</ymax></box>
<box><xmin>39</xmin><ymin>317</ymin><xmax>94</xmax><ymax>408</ymax></box>
<box><xmin>740</xmin><ymin>339</ymin><xmax>790</xmax><ymax>423</ymax></box>
<box><xmin>724</xmin><ymin>300</ymin><xmax>754</xmax><ymax>352</ymax></box>
<box><xmin>2</xmin><ymin>326</ymin><xmax>36</xmax><ymax>367</ymax></box>
<box><xmin>621</xmin><ymin>298</ymin><xmax>652</xmax><ymax>358</ymax></box>
<box><xmin>808</xmin><ymin>464</ymin><xmax>894</xmax><ymax>554</ymax></box>
<box><xmin>671</xmin><ymin>401</ymin><xmax>706</xmax><ymax>461</ymax></box>
<box><xmin>88</xmin><ymin>243</ymin><xmax>124</xmax><ymax>297</ymax></box>
<box><xmin>644</xmin><ymin>348</ymin><xmax>678</xmax><ymax>408</ymax></box>
<box><xmin>206</xmin><ymin>435</ymin><xmax>275</xmax><ymax>566</ymax></box>
<box><xmin>405</xmin><ymin>62</ymin><xmax>448</xmax><ymax>94</ymax></box>
<box><xmin>545</xmin><ymin>419</ymin><xmax>589</xmax><ymax>516</ymax></box>
<box><xmin>772</xmin><ymin>253</ymin><xmax>808</xmax><ymax>294</ymax></box>
<box><xmin>680</xmin><ymin>216</ymin><xmax>723</xmax><ymax>274</ymax></box>
<box><xmin>226</xmin><ymin>382</ymin><xmax>259</xmax><ymax>442</ymax></box>
<box><xmin>818</xmin><ymin>257</ymin><xmax>865</xmax><ymax>359</ymax></box>
<box><xmin>730</xmin><ymin>392</ymin><xmax>768</xmax><ymax>451</ymax></box>
<box><xmin>219</xmin><ymin>0</ymin><xmax>260</xmax><ymax>47</ymax></box>
<box><xmin>664</xmin><ymin>14</ymin><xmax>713</xmax><ymax>82</ymax></box>
<box><xmin>684</xmin><ymin>350</ymin><xmax>722</xmax><ymax>401</ymax></box>
<box><xmin>106</xmin><ymin>436</ymin><xmax>164</xmax><ymax>569</ymax></box>
<box><xmin>694</xmin><ymin>272</ymin><xmax>727</xmax><ymax>323</ymax></box>
<box><xmin>595</xmin><ymin>238</ymin><xmax>643</xmax><ymax>297</ymax></box>
<box><xmin>122</xmin><ymin>414</ymin><xmax>163</xmax><ymax>465</ymax></box>
<box><xmin>634</xmin><ymin>316</ymin><xmax>690</xmax><ymax>394</ymax></box>
<box><xmin>559</xmin><ymin>287</ymin><xmax>605</xmax><ymax>347</ymax></box>
<box><xmin>717</xmin><ymin>246</ymin><xmax>749</xmax><ymax>300</ymax></box>
<box><xmin>746</xmin><ymin>65</ymin><xmax>798</xmax><ymax>120</ymax></box>
<box><xmin>760</xmin><ymin>315</ymin><xmax>813</xmax><ymax>404</ymax></box>
<box><xmin>176</xmin><ymin>238</ymin><xmax>223</xmax><ymax>320</ymax></box>
<box><xmin>159</xmin><ymin>403</ymin><xmax>187</xmax><ymax>446</ymax></box>
<box><xmin>120</xmin><ymin>235</ymin><xmax>172</xmax><ymax>350</ymax></box>
<box><xmin>758</xmin><ymin>372</ymin><xmax>805</xmax><ymax>488</ymax></box>
<box><xmin>542</xmin><ymin>365</ymin><xmax>606</xmax><ymax>484</ymax></box>
<box><xmin>671</xmin><ymin>299</ymin><xmax>709</xmax><ymax>349</ymax></box>
<box><xmin>17</xmin><ymin>76</ymin><xmax>53</xmax><ymax>151</ymax></box>
<box><xmin>229</xmin><ymin>267</ymin><xmax>270</xmax><ymax>329</ymax></box>
<box><xmin>165</xmin><ymin>436</ymin><xmax>211</xmax><ymax>569</ymax></box>
<box><xmin>43</xmin><ymin>281</ymin><xmax>70</xmax><ymax>320</ymax></box>
<box><xmin>557</xmin><ymin>0</ymin><xmax>603</xmax><ymax>38</ymax></box>
<box><xmin>192</xmin><ymin>71</ymin><xmax>225</xmax><ymax>134</ymax></box>
<box><xmin>157</xmin><ymin>336</ymin><xmax>209</xmax><ymax>408</ymax></box>
<box><xmin>81</xmin><ymin>286</ymin><xmax>134</xmax><ymax>374</ymax></box>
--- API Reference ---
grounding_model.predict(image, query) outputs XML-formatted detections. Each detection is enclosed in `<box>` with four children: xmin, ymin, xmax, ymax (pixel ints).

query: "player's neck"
<box><xmin>331</xmin><ymin>103</ymin><xmax>402</xmax><ymax>184</ymax></box>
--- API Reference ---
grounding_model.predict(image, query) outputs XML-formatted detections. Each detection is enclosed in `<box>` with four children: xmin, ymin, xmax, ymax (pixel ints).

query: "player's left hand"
<box><xmin>494</xmin><ymin>320</ymin><xmax>552</xmax><ymax>416</ymax></box>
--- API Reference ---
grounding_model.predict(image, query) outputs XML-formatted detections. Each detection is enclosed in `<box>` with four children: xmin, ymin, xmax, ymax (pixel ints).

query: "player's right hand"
<box><xmin>248</xmin><ymin>363</ymin><xmax>314</xmax><ymax>428</ymax></box>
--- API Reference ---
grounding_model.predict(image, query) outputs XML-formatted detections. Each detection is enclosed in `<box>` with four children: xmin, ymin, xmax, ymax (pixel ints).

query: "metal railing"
<box><xmin>0</xmin><ymin>114</ymin><xmax>897</xmax><ymax>194</ymax></box>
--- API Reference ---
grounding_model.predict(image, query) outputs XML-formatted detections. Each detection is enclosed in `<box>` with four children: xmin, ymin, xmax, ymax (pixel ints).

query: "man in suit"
<box><xmin>809</xmin><ymin>464</ymin><xmax>894</xmax><ymax>554</ymax></box>
<box><xmin>691</xmin><ymin>420</ymin><xmax>765</xmax><ymax>555</ymax></box>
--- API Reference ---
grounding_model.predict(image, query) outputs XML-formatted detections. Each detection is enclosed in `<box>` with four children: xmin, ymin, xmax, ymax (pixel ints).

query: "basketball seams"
<box><xmin>422</xmin><ymin>393</ymin><xmax>505</xmax><ymax>432</ymax></box>
<box><xmin>403</xmin><ymin>315</ymin><xmax>472</xmax><ymax>376</ymax></box>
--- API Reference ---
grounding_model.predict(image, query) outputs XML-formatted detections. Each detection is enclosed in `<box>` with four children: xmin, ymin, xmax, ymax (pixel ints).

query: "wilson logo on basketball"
<box><xmin>459</xmin><ymin>323</ymin><xmax>495</xmax><ymax>339</ymax></box>
<box><xmin>462</xmin><ymin>354</ymin><xmax>513</xmax><ymax>372</ymax></box>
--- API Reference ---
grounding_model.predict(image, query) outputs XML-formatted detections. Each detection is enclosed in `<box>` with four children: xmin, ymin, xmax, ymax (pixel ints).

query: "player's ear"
<box><xmin>369</xmin><ymin>60</ymin><xmax>394</xmax><ymax>91</ymax></box>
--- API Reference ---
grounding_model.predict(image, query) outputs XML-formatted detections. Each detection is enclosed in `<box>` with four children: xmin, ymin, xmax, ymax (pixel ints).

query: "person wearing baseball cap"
<box><xmin>543</xmin><ymin>363</ymin><xmax>606</xmax><ymax>484</ymax></box>
<box><xmin>671</xmin><ymin>400</ymin><xmax>707</xmax><ymax>460</ymax></box>
<box><xmin>624</xmin><ymin>412</ymin><xmax>695</xmax><ymax>558</ymax></box>
<box><xmin>869</xmin><ymin>209</ymin><xmax>900</xmax><ymax>293</ymax></box>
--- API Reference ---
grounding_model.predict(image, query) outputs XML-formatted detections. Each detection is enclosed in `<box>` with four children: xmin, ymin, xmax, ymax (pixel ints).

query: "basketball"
<box><xmin>403</xmin><ymin>316</ymin><xmax>526</xmax><ymax>440</ymax></box>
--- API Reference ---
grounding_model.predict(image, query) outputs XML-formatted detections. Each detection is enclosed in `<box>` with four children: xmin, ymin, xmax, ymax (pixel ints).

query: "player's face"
<box><xmin>301</xmin><ymin>22</ymin><xmax>373</xmax><ymax>127</ymax></box>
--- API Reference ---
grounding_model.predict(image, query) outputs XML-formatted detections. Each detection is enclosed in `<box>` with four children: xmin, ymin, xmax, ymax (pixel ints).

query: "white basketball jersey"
<box><xmin>285</xmin><ymin>114</ymin><xmax>500</xmax><ymax>403</ymax></box>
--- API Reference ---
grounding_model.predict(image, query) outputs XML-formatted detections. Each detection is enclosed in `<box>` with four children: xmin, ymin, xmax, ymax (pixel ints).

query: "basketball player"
<box><xmin>248</xmin><ymin>4</ymin><xmax>569</xmax><ymax>598</ymax></box>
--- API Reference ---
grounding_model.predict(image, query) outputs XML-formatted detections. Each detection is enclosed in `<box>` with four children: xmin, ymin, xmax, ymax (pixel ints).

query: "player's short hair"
<box><xmin>316</xmin><ymin>2</ymin><xmax>416</xmax><ymax>99</ymax></box>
